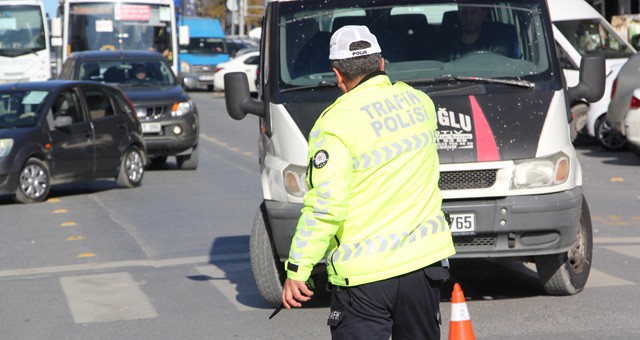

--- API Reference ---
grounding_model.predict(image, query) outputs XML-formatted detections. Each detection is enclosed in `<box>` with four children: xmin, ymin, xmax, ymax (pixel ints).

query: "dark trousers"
<box><xmin>328</xmin><ymin>266</ymin><xmax>449</xmax><ymax>340</ymax></box>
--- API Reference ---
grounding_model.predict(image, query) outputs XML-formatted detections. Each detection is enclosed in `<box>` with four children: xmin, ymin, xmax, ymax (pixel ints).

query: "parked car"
<box><xmin>0</xmin><ymin>80</ymin><xmax>145</xmax><ymax>203</ymax></box>
<box><xmin>607</xmin><ymin>51</ymin><xmax>640</xmax><ymax>156</ymax></box>
<box><xmin>213</xmin><ymin>50</ymin><xmax>259</xmax><ymax>93</ymax></box>
<box><xmin>549</xmin><ymin>0</ymin><xmax>634</xmax><ymax>150</ymax></box>
<box><xmin>59</xmin><ymin>50</ymin><xmax>200</xmax><ymax>170</ymax></box>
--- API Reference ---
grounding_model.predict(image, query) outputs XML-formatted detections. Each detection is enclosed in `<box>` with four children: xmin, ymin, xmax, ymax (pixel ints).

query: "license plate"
<box><xmin>449</xmin><ymin>213</ymin><xmax>476</xmax><ymax>235</ymax></box>
<box><xmin>142</xmin><ymin>122</ymin><xmax>161</xmax><ymax>133</ymax></box>
<box><xmin>199</xmin><ymin>75</ymin><xmax>214</xmax><ymax>81</ymax></box>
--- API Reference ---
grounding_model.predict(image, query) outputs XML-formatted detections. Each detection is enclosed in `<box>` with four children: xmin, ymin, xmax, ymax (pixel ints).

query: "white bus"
<box><xmin>0</xmin><ymin>0</ymin><xmax>51</xmax><ymax>83</ymax></box>
<box><xmin>58</xmin><ymin>0</ymin><xmax>179</xmax><ymax>72</ymax></box>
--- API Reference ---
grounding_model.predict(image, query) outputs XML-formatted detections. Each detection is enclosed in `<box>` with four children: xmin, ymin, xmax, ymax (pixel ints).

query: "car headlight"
<box><xmin>511</xmin><ymin>152</ymin><xmax>569</xmax><ymax>189</ymax></box>
<box><xmin>180</xmin><ymin>60</ymin><xmax>191</xmax><ymax>73</ymax></box>
<box><xmin>171</xmin><ymin>101</ymin><xmax>193</xmax><ymax>117</ymax></box>
<box><xmin>0</xmin><ymin>139</ymin><xmax>14</xmax><ymax>157</ymax></box>
<box><xmin>283</xmin><ymin>164</ymin><xmax>307</xmax><ymax>197</ymax></box>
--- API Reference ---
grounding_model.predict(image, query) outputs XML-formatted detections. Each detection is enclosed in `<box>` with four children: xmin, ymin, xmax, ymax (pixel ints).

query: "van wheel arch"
<box><xmin>535</xmin><ymin>198</ymin><xmax>593</xmax><ymax>295</ymax></box>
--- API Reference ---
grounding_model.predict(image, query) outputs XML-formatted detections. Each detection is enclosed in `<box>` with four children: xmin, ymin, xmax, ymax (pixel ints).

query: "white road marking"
<box><xmin>60</xmin><ymin>272</ymin><xmax>158</xmax><ymax>323</ymax></box>
<box><xmin>0</xmin><ymin>254</ymin><xmax>247</xmax><ymax>279</ymax></box>
<box><xmin>586</xmin><ymin>268</ymin><xmax>635</xmax><ymax>288</ymax></box>
<box><xmin>602</xmin><ymin>245</ymin><xmax>640</xmax><ymax>260</ymax></box>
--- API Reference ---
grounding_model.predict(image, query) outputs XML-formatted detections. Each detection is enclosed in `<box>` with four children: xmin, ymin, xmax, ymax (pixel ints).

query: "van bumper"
<box><xmin>443</xmin><ymin>187</ymin><xmax>583</xmax><ymax>258</ymax></box>
<box><xmin>264</xmin><ymin>187</ymin><xmax>583</xmax><ymax>261</ymax></box>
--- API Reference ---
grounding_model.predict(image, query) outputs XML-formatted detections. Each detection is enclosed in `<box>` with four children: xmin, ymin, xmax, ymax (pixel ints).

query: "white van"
<box><xmin>549</xmin><ymin>0</ymin><xmax>635</xmax><ymax>149</ymax></box>
<box><xmin>225</xmin><ymin>0</ymin><xmax>605</xmax><ymax>306</ymax></box>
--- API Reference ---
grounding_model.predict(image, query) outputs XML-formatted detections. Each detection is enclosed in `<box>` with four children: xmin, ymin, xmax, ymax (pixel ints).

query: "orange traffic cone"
<box><xmin>449</xmin><ymin>283</ymin><xmax>475</xmax><ymax>340</ymax></box>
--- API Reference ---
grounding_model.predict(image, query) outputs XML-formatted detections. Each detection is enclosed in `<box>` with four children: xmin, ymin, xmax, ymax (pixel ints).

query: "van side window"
<box><xmin>83</xmin><ymin>88</ymin><xmax>116</xmax><ymax>120</ymax></box>
<box><xmin>556</xmin><ymin>43</ymin><xmax>578</xmax><ymax>70</ymax></box>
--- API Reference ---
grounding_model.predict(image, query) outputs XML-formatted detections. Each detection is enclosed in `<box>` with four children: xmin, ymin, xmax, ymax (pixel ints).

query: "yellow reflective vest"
<box><xmin>285</xmin><ymin>73</ymin><xmax>456</xmax><ymax>287</ymax></box>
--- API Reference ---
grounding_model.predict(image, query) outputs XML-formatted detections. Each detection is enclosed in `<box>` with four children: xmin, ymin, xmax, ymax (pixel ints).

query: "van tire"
<box><xmin>250</xmin><ymin>203</ymin><xmax>286</xmax><ymax>307</ymax></box>
<box><xmin>595</xmin><ymin>116</ymin><xmax>626</xmax><ymax>150</ymax></box>
<box><xmin>535</xmin><ymin>198</ymin><xmax>593</xmax><ymax>295</ymax></box>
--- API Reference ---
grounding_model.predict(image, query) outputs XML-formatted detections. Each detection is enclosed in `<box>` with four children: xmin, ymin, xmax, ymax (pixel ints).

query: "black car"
<box><xmin>0</xmin><ymin>80</ymin><xmax>145</xmax><ymax>203</ymax></box>
<box><xmin>59</xmin><ymin>50</ymin><xmax>199</xmax><ymax>170</ymax></box>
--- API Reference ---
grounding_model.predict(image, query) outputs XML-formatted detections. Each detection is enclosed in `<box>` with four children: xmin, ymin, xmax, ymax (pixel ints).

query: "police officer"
<box><xmin>281</xmin><ymin>25</ymin><xmax>456</xmax><ymax>340</ymax></box>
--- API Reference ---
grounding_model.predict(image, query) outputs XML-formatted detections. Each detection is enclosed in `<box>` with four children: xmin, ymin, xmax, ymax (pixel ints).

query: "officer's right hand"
<box><xmin>282</xmin><ymin>278</ymin><xmax>314</xmax><ymax>309</ymax></box>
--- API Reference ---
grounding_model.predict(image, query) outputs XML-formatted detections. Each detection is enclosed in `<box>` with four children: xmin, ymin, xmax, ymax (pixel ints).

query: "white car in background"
<box><xmin>607</xmin><ymin>52</ymin><xmax>640</xmax><ymax>157</ymax></box>
<box><xmin>549</xmin><ymin>0</ymin><xmax>635</xmax><ymax>150</ymax></box>
<box><xmin>213</xmin><ymin>50</ymin><xmax>259</xmax><ymax>94</ymax></box>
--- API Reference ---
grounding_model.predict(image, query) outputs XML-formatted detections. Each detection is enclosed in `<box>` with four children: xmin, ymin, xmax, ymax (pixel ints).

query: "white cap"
<box><xmin>329</xmin><ymin>25</ymin><xmax>382</xmax><ymax>60</ymax></box>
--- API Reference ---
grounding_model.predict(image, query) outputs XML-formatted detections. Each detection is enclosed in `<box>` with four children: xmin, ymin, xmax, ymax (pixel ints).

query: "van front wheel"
<box><xmin>535</xmin><ymin>198</ymin><xmax>593</xmax><ymax>295</ymax></box>
<box><xmin>250</xmin><ymin>203</ymin><xmax>286</xmax><ymax>307</ymax></box>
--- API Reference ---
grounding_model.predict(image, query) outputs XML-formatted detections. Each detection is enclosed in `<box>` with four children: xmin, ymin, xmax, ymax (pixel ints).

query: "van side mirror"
<box><xmin>224</xmin><ymin>72</ymin><xmax>264</xmax><ymax>120</ymax></box>
<box><xmin>567</xmin><ymin>55</ymin><xmax>605</xmax><ymax>103</ymax></box>
<box><xmin>179</xmin><ymin>26</ymin><xmax>190</xmax><ymax>46</ymax></box>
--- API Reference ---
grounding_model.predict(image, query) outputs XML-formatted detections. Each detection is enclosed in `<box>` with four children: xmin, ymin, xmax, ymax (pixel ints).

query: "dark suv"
<box><xmin>59</xmin><ymin>51</ymin><xmax>199</xmax><ymax>170</ymax></box>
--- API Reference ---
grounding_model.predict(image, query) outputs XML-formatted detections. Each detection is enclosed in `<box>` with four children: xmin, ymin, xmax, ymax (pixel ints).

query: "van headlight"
<box><xmin>0</xmin><ymin>139</ymin><xmax>13</xmax><ymax>157</ymax></box>
<box><xmin>283</xmin><ymin>164</ymin><xmax>307</xmax><ymax>197</ymax></box>
<box><xmin>171</xmin><ymin>101</ymin><xmax>193</xmax><ymax>117</ymax></box>
<box><xmin>511</xmin><ymin>152</ymin><xmax>570</xmax><ymax>189</ymax></box>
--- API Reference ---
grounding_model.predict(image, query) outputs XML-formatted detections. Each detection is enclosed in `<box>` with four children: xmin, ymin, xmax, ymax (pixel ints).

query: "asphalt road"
<box><xmin>0</xmin><ymin>92</ymin><xmax>639</xmax><ymax>339</ymax></box>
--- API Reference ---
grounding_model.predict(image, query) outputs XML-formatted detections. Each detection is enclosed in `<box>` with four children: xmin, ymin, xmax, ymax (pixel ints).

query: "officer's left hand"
<box><xmin>282</xmin><ymin>278</ymin><xmax>314</xmax><ymax>309</ymax></box>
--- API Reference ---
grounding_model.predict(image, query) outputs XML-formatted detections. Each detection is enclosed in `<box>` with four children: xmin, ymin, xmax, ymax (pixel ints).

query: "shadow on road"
<box><xmin>198</xmin><ymin>235</ymin><xmax>548</xmax><ymax>311</ymax></box>
<box><xmin>573</xmin><ymin>134</ymin><xmax>640</xmax><ymax>166</ymax></box>
<box><xmin>443</xmin><ymin>258</ymin><xmax>545</xmax><ymax>301</ymax></box>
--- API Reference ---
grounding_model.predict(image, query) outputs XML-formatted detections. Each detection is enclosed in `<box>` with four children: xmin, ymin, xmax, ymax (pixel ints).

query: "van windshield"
<box><xmin>554</xmin><ymin>19</ymin><xmax>634</xmax><ymax>59</ymax></box>
<box><xmin>278</xmin><ymin>0</ymin><xmax>552</xmax><ymax>87</ymax></box>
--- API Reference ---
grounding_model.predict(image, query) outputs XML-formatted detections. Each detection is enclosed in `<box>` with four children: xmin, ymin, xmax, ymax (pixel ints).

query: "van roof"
<box><xmin>547</xmin><ymin>0</ymin><xmax>602</xmax><ymax>22</ymax></box>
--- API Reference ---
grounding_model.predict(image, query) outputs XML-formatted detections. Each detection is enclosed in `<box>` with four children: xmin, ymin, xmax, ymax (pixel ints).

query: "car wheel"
<box><xmin>595</xmin><ymin>116</ymin><xmax>627</xmax><ymax>150</ymax></box>
<box><xmin>176</xmin><ymin>145</ymin><xmax>198</xmax><ymax>170</ymax></box>
<box><xmin>535</xmin><ymin>198</ymin><xmax>593</xmax><ymax>295</ymax></box>
<box><xmin>250</xmin><ymin>203</ymin><xmax>286</xmax><ymax>307</ymax></box>
<box><xmin>116</xmin><ymin>146</ymin><xmax>144</xmax><ymax>188</ymax></box>
<box><xmin>15</xmin><ymin>158</ymin><xmax>50</xmax><ymax>204</ymax></box>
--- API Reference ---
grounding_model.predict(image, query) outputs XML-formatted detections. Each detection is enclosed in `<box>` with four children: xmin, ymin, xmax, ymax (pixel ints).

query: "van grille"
<box><xmin>453</xmin><ymin>235</ymin><xmax>497</xmax><ymax>247</ymax></box>
<box><xmin>439</xmin><ymin>170</ymin><xmax>497</xmax><ymax>190</ymax></box>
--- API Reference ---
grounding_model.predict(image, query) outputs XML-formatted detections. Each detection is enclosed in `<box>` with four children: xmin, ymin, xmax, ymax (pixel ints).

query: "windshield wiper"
<box><xmin>440</xmin><ymin>74</ymin><xmax>534</xmax><ymax>88</ymax></box>
<box><xmin>406</xmin><ymin>74</ymin><xmax>535</xmax><ymax>89</ymax></box>
<box><xmin>281</xmin><ymin>81</ymin><xmax>337</xmax><ymax>93</ymax></box>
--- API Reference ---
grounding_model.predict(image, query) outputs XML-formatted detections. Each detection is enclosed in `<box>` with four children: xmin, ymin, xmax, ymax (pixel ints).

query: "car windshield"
<box><xmin>78</xmin><ymin>59</ymin><xmax>176</xmax><ymax>86</ymax></box>
<box><xmin>179</xmin><ymin>37</ymin><xmax>227</xmax><ymax>55</ymax></box>
<box><xmin>0</xmin><ymin>90</ymin><xmax>47</xmax><ymax>128</ymax></box>
<box><xmin>554</xmin><ymin>18</ymin><xmax>635</xmax><ymax>59</ymax></box>
<box><xmin>278</xmin><ymin>0</ymin><xmax>552</xmax><ymax>87</ymax></box>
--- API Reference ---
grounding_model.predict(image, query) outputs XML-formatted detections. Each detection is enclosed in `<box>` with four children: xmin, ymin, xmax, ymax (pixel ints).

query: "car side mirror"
<box><xmin>567</xmin><ymin>55</ymin><xmax>605</xmax><ymax>103</ymax></box>
<box><xmin>224</xmin><ymin>72</ymin><xmax>264</xmax><ymax>120</ymax></box>
<box><xmin>53</xmin><ymin>116</ymin><xmax>73</xmax><ymax>128</ymax></box>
